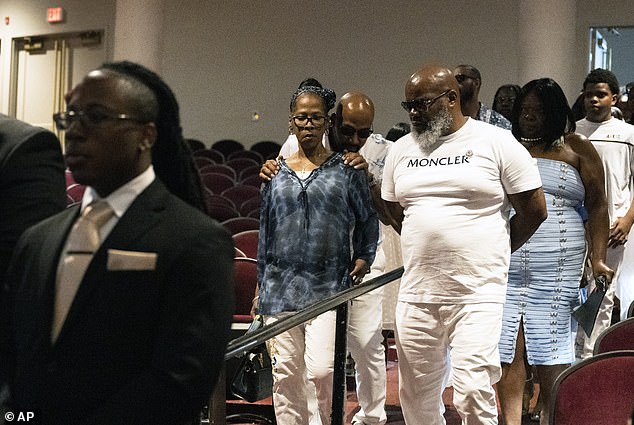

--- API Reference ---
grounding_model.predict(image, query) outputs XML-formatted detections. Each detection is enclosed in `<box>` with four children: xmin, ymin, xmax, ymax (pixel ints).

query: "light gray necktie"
<box><xmin>52</xmin><ymin>200</ymin><xmax>114</xmax><ymax>342</ymax></box>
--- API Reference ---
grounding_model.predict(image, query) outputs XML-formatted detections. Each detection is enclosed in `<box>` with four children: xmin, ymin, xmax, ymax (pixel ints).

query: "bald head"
<box><xmin>339</xmin><ymin>91</ymin><xmax>375</xmax><ymax>123</ymax></box>
<box><xmin>407</xmin><ymin>65</ymin><xmax>459</xmax><ymax>95</ymax></box>
<box><xmin>330</xmin><ymin>91</ymin><xmax>375</xmax><ymax>152</ymax></box>
<box><xmin>404</xmin><ymin>65</ymin><xmax>465</xmax><ymax>136</ymax></box>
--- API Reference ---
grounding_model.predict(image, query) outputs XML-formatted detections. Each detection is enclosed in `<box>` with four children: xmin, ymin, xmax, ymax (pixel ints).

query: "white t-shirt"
<box><xmin>381</xmin><ymin>118</ymin><xmax>541</xmax><ymax>304</ymax></box>
<box><xmin>576</xmin><ymin>117</ymin><xmax>634</xmax><ymax>223</ymax></box>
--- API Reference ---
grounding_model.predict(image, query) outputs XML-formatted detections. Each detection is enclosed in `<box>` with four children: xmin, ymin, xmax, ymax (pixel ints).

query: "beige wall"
<box><xmin>0</xmin><ymin>0</ymin><xmax>115</xmax><ymax>110</ymax></box>
<box><xmin>160</xmin><ymin>0</ymin><xmax>521</xmax><ymax>145</ymax></box>
<box><xmin>1</xmin><ymin>1</ymin><xmax>632</xmax><ymax>147</ymax></box>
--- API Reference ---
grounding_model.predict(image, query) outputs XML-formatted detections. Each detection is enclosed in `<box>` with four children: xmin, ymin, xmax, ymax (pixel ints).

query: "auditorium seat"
<box><xmin>212</xmin><ymin>139</ymin><xmax>244</xmax><ymax>158</ymax></box>
<box><xmin>549</xmin><ymin>350</ymin><xmax>634</xmax><ymax>425</ymax></box>
<box><xmin>222</xmin><ymin>217</ymin><xmax>260</xmax><ymax>235</ymax></box>
<box><xmin>232</xmin><ymin>230</ymin><xmax>259</xmax><ymax>260</ymax></box>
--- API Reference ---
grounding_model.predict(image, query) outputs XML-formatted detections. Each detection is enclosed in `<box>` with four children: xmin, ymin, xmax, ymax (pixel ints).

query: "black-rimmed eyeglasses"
<box><xmin>291</xmin><ymin>114</ymin><xmax>328</xmax><ymax>127</ymax></box>
<box><xmin>401</xmin><ymin>90</ymin><xmax>451</xmax><ymax>113</ymax></box>
<box><xmin>53</xmin><ymin>110</ymin><xmax>145</xmax><ymax>131</ymax></box>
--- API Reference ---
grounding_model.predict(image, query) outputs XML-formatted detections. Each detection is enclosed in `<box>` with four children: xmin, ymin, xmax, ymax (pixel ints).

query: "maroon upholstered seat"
<box><xmin>232</xmin><ymin>257</ymin><xmax>258</xmax><ymax>323</ymax></box>
<box><xmin>240</xmin><ymin>174</ymin><xmax>262</xmax><ymax>188</ymax></box>
<box><xmin>211</xmin><ymin>139</ymin><xmax>244</xmax><ymax>158</ymax></box>
<box><xmin>250</xmin><ymin>140</ymin><xmax>282</xmax><ymax>160</ymax></box>
<box><xmin>193</xmin><ymin>148</ymin><xmax>225</xmax><ymax>164</ymax></box>
<box><xmin>206</xmin><ymin>204</ymin><xmax>239</xmax><ymax>222</ymax></box>
<box><xmin>199</xmin><ymin>164</ymin><xmax>237</xmax><ymax>181</ymax></box>
<box><xmin>221</xmin><ymin>185</ymin><xmax>260</xmax><ymax>213</ymax></box>
<box><xmin>200</xmin><ymin>172</ymin><xmax>235</xmax><ymax>194</ymax></box>
<box><xmin>227</xmin><ymin>149</ymin><xmax>263</xmax><ymax>163</ymax></box>
<box><xmin>549</xmin><ymin>350</ymin><xmax>634</xmax><ymax>425</ymax></box>
<box><xmin>222</xmin><ymin>217</ymin><xmax>260</xmax><ymax>235</ymax></box>
<box><xmin>239</xmin><ymin>197</ymin><xmax>261</xmax><ymax>217</ymax></box>
<box><xmin>232</xmin><ymin>230</ymin><xmax>259</xmax><ymax>260</ymax></box>
<box><xmin>66</xmin><ymin>183</ymin><xmax>86</xmax><ymax>205</ymax></box>
<box><xmin>593</xmin><ymin>317</ymin><xmax>634</xmax><ymax>355</ymax></box>
<box><xmin>238</xmin><ymin>166</ymin><xmax>261</xmax><ymax>182</ymax></box>
<box><xmin>225</xmin><ymin>158</ymin><xmax>261</xmax><ymax>177</ymax></box>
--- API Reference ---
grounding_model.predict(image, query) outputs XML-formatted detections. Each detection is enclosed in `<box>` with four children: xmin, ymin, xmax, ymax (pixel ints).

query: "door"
<box><xmin>9</xmin><ymin>31</ymin><xmax>105</xmax><ymax>140</ymax></box>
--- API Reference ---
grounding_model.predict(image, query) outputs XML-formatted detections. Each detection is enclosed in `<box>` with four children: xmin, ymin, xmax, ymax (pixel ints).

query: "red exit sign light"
<box><xmin>47</xmin><ymin>7</ymin><xmax>65</xmax><ymax>23</ymax></box>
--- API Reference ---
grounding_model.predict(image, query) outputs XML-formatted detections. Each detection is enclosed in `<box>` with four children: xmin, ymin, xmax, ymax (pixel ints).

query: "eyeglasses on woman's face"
<box><xmin>291</xmin><ymin>114</ymin><xmax>328</xmax><ymax>128</ymax></box>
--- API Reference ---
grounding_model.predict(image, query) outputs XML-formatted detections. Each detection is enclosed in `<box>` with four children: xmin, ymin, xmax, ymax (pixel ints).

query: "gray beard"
<box><xmin>412</xmin><ymin>107</ymin><xmax>452</xmax><ymax>152</ymax></box>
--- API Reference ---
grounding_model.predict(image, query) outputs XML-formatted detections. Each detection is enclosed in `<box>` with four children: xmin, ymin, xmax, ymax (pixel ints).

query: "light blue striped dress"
<box><xmin>499</xmin><ymin>158</ymin><xmax>586</xmax><ymax>365</ymax></box>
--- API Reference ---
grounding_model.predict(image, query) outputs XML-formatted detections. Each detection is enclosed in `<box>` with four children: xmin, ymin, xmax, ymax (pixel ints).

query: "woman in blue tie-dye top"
<box><xmin>257</xmin><ymin>84</ymin><xmax>379</xmax><ymax>425</ymax></box>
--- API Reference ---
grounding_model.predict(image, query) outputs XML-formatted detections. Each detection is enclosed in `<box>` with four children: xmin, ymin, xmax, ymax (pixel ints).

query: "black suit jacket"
<box><xmin>0</xmin><ymin>114</ymin><xmax>66</xmax><ymax>286</ymax></box>
<box><xmin>1</xmin><ymin>180</ymin><xmax>234</xmax><ymax>425</ymax></box>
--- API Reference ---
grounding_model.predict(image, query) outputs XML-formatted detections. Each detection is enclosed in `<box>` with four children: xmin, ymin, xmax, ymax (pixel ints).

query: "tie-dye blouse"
<box><xmin>257</xmin><ymin>152</ymin><xmax>379</xmax><ymax>315</ymax></box>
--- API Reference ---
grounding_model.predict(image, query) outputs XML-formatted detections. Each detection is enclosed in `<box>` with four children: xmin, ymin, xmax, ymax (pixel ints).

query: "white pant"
<box><xmin>396</xmin><ymin>301</ymin><xmax>502</xmax><ymax>425</ymax></box>
<box><xmin>348</xmin><ymin>286</ymin><xmax>388</xmax><ymax>425</ymax></box>
<box><xmin>616</xmin><ymin>241</ymin><xmax>634</xmax><ymax>320</ymax></box>
<box><xmin>265</xmin><ymin>311</ymin><xmax>337</xmax><ymax>425</ymax></box>
<box><xmin>302</xmin><ymin>254</ymin><xmax>389</xmax><ymax>425</ymax></box>
<box><xmin>576</xmin><ymin>244</ymin><xmax>625</xmax><ymax>359</ymax></box>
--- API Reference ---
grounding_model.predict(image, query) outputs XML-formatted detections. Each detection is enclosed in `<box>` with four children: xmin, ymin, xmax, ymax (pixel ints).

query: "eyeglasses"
<box><xmin>455</xmin><ymin>74</ymin><xmax>478</xmax><ymax>83</ymax></box>
<box><xmin>53</xmin><ymin>109</ymin><xmax>144</xmax><ymax>131</ymax></box>
<box><xmin>401</xmin><ymin>90</ymin><xmax>451</xmax><ymax>112</ymax></box>
<box><xmin>291</xmin><ymin>114</ymin><xmax>327</xmax><ymax>127</ymax></box>
<box><xmin>340</xmin><ymin>125</ymin><xmax>373</xmax><ymax>139</ymax></box>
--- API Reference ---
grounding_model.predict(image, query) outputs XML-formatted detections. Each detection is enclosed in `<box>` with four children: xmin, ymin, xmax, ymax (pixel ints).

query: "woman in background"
<box><xmin>492</xmin><ymin>84</ymin><xmax>521</xmax><ymax>121</ymax></box>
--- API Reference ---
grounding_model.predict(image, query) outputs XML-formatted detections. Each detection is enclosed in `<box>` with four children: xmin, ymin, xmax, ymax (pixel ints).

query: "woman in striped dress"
<box><xmin>497</xmin><ymin>78</ymin><xmax>613</xmax><ymax>425</ymax></box>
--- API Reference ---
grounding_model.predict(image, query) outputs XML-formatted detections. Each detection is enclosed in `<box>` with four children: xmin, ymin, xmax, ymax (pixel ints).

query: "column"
<box><xmin>518</xmin><ymin>0</ymin><xmax>579</xmax><ymax>101</ymax></box>
<box><xmin>113</xmin><ymin>0</ymin><xmax>165</xmax><ymax>72</ymax></box>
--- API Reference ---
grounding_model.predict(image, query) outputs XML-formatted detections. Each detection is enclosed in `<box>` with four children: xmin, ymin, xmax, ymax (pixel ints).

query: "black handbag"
<box><xmin>230</xmin><ymin>315</ymin><xmax>273</xmax><ymax>402</ymax></box>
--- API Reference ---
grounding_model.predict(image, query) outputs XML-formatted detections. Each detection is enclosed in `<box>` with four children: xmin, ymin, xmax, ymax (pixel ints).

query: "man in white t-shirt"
<box><xmin>381</xmin><ymin>65</ymin><xmax>546</xmax><ymax>424</ymax></box>
<box><xmin>575</xmin><ymin>69</ymin><xmax>634</xmax><ymax>358</ymax></box>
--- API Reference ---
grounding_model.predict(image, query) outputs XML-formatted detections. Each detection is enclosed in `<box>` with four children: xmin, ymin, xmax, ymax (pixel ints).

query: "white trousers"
<box><xmin>576</xmin><ymin>244</ymin><xmax>625</xmax><ymax>359</ymax></box>
<box><xmin>265</xmin><ymin>311</ymin><xmax>337</xmax><ymax>425</ymax></box>
<box><xmin>348</xmin><ymin>286</ymin><xmax>388</xmax><ymax>425</ymax></box>
<box><xmin>303</xmin><ymin>252</ymin><xmax>389</xmax><ymax>425</ymax></box>
<box><xmin>396</xmin><ymin>301</ymin><xmax>503</xmax><ymax>425</ymax></box>
<box><xmin>616</xmin><ymin>241</ymin><xmax>634</xmax><ymax>320</ymax></box>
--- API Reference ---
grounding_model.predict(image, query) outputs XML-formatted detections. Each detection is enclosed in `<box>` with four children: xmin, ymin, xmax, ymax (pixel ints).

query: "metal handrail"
<box><xmin>225</xmin><ymin>266</ymin><xmax>404</xmax><ymax>360</ymax></box>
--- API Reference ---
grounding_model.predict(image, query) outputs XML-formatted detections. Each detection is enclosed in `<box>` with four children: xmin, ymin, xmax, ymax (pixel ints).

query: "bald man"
<box><xmin>262</xmin><ymin>91</ymin><xmax>396</xmax><ymax>425</ymax></box>
<box><xmin>382</xmin><ymin>65</ymin><xmax>546</xmax><ymax>424</ymax></box>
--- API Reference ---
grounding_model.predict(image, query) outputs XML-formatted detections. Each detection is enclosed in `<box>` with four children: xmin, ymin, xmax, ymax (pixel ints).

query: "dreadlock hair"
<box><xmin>99</xmin><ymin>61</ymin><xmax>206</xmax><ymax>213</ymax></box>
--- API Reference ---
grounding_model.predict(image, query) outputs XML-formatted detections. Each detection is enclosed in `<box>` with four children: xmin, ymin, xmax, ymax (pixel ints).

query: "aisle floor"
<box><xmin>226</xmin><ymin>358</ymin><xmax>541</xmax><ymax>424</ymax></box>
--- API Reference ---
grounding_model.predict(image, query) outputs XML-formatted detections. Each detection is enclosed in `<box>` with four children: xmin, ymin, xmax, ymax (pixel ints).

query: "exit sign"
<box><xmin>47</xmin><ymin>7</ymin><xmax>64</xmax><ymax>23</ymax></box>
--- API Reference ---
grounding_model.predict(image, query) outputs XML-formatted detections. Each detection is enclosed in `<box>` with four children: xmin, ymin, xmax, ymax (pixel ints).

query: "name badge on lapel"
<box><xmin>107</xmin><ymin>249</ymin><xmax>158</xmax><ymax>271</ymax></box>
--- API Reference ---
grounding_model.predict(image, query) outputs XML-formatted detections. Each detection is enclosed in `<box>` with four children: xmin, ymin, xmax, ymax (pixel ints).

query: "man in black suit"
<box><xmin>0</xmin><ymin>62</ymin><xmax>234</xmax><ymax>425</ymax></box>
<box><xmin>0</xmin><ymin>114</ymin><xmax>66</xmax><ymax>289</ymax></box>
